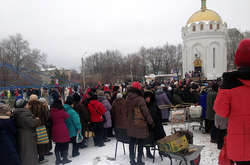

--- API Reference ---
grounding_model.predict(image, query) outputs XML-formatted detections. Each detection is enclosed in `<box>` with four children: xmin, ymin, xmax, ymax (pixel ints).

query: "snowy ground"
<box><xmin>44</xmin><ymin>123</ymin><xmax>219</xmax><ymax>165</ymax></box>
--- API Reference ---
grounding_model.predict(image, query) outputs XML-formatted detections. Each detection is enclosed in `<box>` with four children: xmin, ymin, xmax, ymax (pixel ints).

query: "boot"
<box><xmin>61</xmin><ymin>150</ymin><xmax>72</xmax><ymax>164</ymax></box>
<box><xmin>146</xmin><ymin>147</ymin><xmax>154</xmax><ymax>159</ymax></box>
<box><xmin>55</xmin><ymin>150</ymin><xmax>62</xmax><ymax>165</ymax></box>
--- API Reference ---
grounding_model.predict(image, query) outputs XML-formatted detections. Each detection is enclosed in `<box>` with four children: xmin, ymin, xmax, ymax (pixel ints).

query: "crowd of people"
<box><xmin>0</xmin><ymin>39</ymin><xmax>250</xmax><ymax>165</ymax></box>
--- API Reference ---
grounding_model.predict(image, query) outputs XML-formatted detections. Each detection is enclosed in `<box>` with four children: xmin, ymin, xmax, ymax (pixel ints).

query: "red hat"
<box><xmin>235</xmin><ymin>39</ymin><xmax>250</xmax><ymax>67</ymax></box>
<box><xmin>131</xmin><ymin>82</ymin><xmax>142</xmax><ymax>90</ymax></box>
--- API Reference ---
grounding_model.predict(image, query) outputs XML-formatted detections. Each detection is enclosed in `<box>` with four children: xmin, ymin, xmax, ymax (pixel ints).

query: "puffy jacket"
<box><xmin>50</xmin><ymin>108</ymin><xmax>70</xmax><ymax>143</ymax></box>
<box><xmin>98</xmin><ymin>96</ymin><xmax>112</xmax><ymax>128</ymax></box>
<box><xmin>88</xmin><ymin>100</ymin><xmax>106</xmax><ymax>123</ymax></box>
<box><xmin>64</xmin><ymin>104</ymin><xmax>82</xmax><ymax>138</ymax></box>
<box><xmin>214</xmin><ymin>70</ymin><xmax>250</xmax><ymax>162</ymax></box>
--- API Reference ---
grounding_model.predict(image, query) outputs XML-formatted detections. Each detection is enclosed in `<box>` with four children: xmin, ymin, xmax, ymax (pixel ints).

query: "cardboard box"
<box><xmin>157</xmin><ymin>134</ymin><xmax>189</xmax><ymax>153</ymax></box>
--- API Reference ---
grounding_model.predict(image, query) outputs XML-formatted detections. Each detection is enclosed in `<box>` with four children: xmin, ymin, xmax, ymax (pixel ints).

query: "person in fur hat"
<box><xmin>214</xmin><ymin>39</ymin><xmax>250</xmax><ymax>165</ymax></box>
<box><xmin>126</xmin><ymin>82</ymin><xmax>154</xmax><ymax>165</ymax></box>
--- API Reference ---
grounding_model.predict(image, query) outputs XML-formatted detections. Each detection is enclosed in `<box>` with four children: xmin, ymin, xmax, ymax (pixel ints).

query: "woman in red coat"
<box><xmin>50</xmin><ymin>92</ymin><xmax>71</xmax><ymax>165</ymax></box>
<box><xmin>87</xmin><ymin>92</ymin><xmax>106</xmax><ymax>147</ymax></box>
<box><xmin>214</xmin><ymin>39</ymin><xmax>250</xmax><ymax>165</ymax></box>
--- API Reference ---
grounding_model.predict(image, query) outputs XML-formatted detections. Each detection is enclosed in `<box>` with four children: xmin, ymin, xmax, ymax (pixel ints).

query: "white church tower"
<box><xmin>182</xmin><ymin>0</ymin><xmax>227</xmax><ymax>80</ymax></box>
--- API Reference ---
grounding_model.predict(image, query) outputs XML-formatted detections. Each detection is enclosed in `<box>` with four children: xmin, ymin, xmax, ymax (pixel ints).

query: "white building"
<box><xmin>182</xmin><ymin>0</ymin><xmax>227</xmax><ymax>80</ymax></box>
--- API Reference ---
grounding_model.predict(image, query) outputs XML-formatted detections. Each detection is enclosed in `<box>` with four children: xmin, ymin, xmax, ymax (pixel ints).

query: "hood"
<box><xmin>127</xmin><ymin>92</ymin><xmax>139</xmax><ymax>101</ymax></box>
<box><xmin>221</xmin><ymin>67</ymin><xmax>250</xmax><ymax>89</ymax></box>
<box><xmin>240</xmin><ymin>79</ymin><xmax>250</xmax><ymax>87</ymax></box>
<box><xmin>155</xmin><ymin>90</ymin><xmax>164</xmax><ymax>95</ymax></box>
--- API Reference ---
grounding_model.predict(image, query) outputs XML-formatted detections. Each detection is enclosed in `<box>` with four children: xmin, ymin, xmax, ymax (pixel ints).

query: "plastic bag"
<box><xmin>76</xmin><ymin>132</ymin><xmax>83</xmax><ymax>144</ymax></box>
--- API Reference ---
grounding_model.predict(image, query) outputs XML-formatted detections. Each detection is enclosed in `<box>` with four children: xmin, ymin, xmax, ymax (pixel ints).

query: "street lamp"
<box><xmin>81</xmin><ymin>52</ymin><xmax>87</xmax><ymax>89</ymax></box>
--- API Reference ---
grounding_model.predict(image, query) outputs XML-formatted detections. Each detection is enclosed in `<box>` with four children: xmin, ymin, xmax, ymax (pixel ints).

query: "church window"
<box><xmin>192</xmin><ymin>26</ymin><xmax>196</xmax><ymax>32</ymax></box>
<box><xmin>217</xmin><ymin>24</ymin><xmax>220</xmax><ymax>30</ymax></box>
<box><xmin>200</xmin><ymin>24</ymin><xmax>204</xmax><ymax>31</ymax></box>
<box><xmin>213</xmin><ymin>48</ymin><xmax>216</xmax><ymax>68</ymax></box>
<box><xmin>210</xmin><ymin>24</ymin><xmax>213</xmax><ymax>30</ymax></box>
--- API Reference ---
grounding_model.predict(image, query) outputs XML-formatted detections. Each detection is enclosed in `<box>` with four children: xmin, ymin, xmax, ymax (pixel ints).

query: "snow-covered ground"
<box><xmin>44</xmin><ymin>123</ymin><xmax>219</xmax><ymax>165</ymax></box>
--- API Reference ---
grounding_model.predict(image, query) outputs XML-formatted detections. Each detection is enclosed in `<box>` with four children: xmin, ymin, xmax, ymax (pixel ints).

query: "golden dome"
<box><xmin>187</xmin><ymin>9</ymin><xmax>222</xmax><ymax>25</ymax></box>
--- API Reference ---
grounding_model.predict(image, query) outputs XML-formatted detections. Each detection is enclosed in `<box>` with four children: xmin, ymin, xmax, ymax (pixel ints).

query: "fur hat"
<box><xmin>39</xmin><ymin>98</ymin><xmax>47</xmax><ymax>104</ymax></box>
<box><xmin>0</xmin><ymin>103</ymin><xmax>11</xmax><ymax>115</ymax></box>
<box><xmin>29</xmin><ymin>94</ymin><xmax>38</xmax><ymax>102</ymax></box>
<box><xmin>235</xmin><ymin>39</ymin><xmax>250</xmax><ymax>67</ymax></box>
<box><xmin>97</xmin><ymin>90</ymin><xmax>105</xmax><ymax>97</ymax></box>
<box><xmin>116</xmin><ymin>93</ymin><xmax>123</xmax><ymax>99</ymax></box>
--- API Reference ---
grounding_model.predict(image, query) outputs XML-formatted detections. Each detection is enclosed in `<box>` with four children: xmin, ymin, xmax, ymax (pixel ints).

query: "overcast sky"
<box><xmin>0</xmin><ymin>0</ymin><xmax>249</xmax><ymax>69</ymax></box>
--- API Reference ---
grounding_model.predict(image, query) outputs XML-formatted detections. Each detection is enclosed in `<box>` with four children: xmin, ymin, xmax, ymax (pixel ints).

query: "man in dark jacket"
<box><xmin>0</xmin><ymin>103</ymin><xmax>20</xmax><ymax>165</ymax></box>
<box><xmin>206</xmin><ymin>83</ymin><xmax>218</xmax><ymax>143</ymax></box>
<box><xmin>126</xmin><ymin>82</ymin><xmax>154</xmax><ymax>165</ymax></box>
<box><xmin>72</xmin><ymin>93</ymin><xmax>90</xmax><ymax>148</ymax></box>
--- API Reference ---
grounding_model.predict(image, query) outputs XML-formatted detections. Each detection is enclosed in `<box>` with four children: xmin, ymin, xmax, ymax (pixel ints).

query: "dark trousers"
<box><xmin>92</xmin><ymin>122</ymin><xmax>104</xmax><ymax>146</ymax></box>
<box><xmin>207</xmin><ymin>120</ymin><xmax>216</xmax><ymax>141</ymax></box>
<box><xmin>129</xmin><ymin>137</ymin><xmax>144</xmax><ymax>162</ymax></box>
<box><xmin>104</xmin><ymin>128</ymin><xmax>108</xmax><ymax>139</ymax></box>
<box><xmin>70</xmin><ymin>137</ymin><xmax>79</xmax><ymax>156</ymax></box>
<box><xmin>54</xmin><ymin>142</ymin><xmax>69</xmax><ymax>160</ymax></box>
<box><xmin>215</xmin><ymin>128</ymin><xmax>227</xmax><ymax>149</ymax></box>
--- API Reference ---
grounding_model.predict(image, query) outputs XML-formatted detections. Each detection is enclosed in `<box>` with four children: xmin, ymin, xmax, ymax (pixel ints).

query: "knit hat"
<box><xmin>131</xmin><ymin>82</ymin><xmax>142</xmax><ymax>90</ymax></box>
<box><xmin>235</xmin><ymin>39</ymin><xmax>250</xmax><ymax>67</ymax></box>
<box><xmin>15</xmin><ymin>99</ymin><xmax>27</xmax><ymax>108</ymax></box>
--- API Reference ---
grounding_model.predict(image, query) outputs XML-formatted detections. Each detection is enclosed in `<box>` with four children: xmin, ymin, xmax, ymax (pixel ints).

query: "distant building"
<box><xmin>182</xmin><ymin>0</ymin><xmax>227</xmax><ymax>80</ymax></box>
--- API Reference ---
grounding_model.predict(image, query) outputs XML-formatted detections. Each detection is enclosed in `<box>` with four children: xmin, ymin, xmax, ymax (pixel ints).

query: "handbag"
<box><xmin>133</xmin><ymin>106</ymin><xmax>147</xmax><ymax>128</ymax></box>
<box><xmin>36</xmin><ymin>125</ymin><xmax>49</xmax><ymax>144</ymax></box>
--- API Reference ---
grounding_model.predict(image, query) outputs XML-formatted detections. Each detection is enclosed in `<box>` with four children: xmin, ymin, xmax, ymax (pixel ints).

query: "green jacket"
<box><xmin>64</xmin><ymin>104</ymin><xmax>82</xmax><ymax>138</ymax></box>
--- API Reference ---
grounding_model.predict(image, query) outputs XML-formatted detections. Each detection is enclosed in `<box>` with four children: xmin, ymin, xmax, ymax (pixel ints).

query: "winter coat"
<box><xmin>199</xmin><ymin>92</ymin><xmax>207</xmax><ymax>119</ymax></box>
<box><xmin>214</xmin><ymin>68</ymin><xmax>250</xmax><ymax>161</ymax></box>
<box><xmin>28</xmin><ymin>100</ymin><xmax>50</xmax><ymax>156</ymax></box>
<box><xmin>88</xmin><ymin>100</ymin><xmax>106</xmax><ymax>123</ymax></box>
<box><xmin>50</xmin><ymin>107</ymin><xmax>70</xmax><ymax>143</ymax></box>
<box><xmin>73</xmin><ymin>102</ymin><xmax>90</xmax><ymax>134</ymax></box>
<box><xmin>98</xmin><ymin>96</ymin><xmax>112</xmax><ymax>128</ymax></box>
<box><xmin>155</xmin><ymin>90</ymin><xmax>172</xmax><ymax>109</ymax></box>
<box><xmin>14</xmin><ymin>108</ymin><xmax>39</xmax><ymax>165</ymax></box>
<box><xmin>111</xmin><ymin>98</ymin><xmax>128</xmax><ymax>129</ymax></box>
<box><xmin>0</xmin><ymin>116</ymin><xmax>20</xmax><ymax>165</ymax></box>
<box><xmin>206</xmin><ymin>89</ymin><xmax>217</xmax><ymax>121</ymax></box>
<box><xmin>64</xmin><ymin>104</ymin><xmax>82</xmax><ymax>138</ymax></box>
<box><xmin>214</xmin><ymin>114</ymin><xmax>228</xmax><ymax>130</ymax></box>
<box><xmin>126</xmin><ymin>89</ymin><xmax>153</xmax><ymax>139</ymax></box>
<box><xmin>147</xmin><ymin>102</ymin><xmax>166</xmax><ymax>141</ymax></box>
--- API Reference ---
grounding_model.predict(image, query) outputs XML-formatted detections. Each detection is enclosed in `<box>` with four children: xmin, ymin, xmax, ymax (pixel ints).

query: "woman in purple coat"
<box><xmin>50</xmin><ymin>92</ymin><xmax>71</xmax><ymax>165</ymax></box>
<box><xmin>97</xmin><ymin>90</ymin><xmax>112</xmax><ymax>142</ymax></box>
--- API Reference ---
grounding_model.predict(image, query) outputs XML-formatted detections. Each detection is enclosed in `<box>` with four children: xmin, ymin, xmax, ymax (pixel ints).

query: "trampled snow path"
<box><xmin>44</xmin><ymin>124</ymin><xmax>219</xmax><ymax>165</ymax></box>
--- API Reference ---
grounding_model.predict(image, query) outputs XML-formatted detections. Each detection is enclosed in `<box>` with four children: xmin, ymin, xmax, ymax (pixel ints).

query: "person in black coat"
<box><xmin>144</xmin><ymin>91</ymin><xmax>166</xmax><ymax>158</ymax></box>
<box><xmin>0</xmin><ymin>103</ymin><xmax>20</xmax><ymax>165</ymax></box>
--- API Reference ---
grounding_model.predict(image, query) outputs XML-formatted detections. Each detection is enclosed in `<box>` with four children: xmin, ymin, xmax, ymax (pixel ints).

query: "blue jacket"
<box><xmin>64</xmin><ymin>104</ymin><xmax>82</xmax><ymax>138</ymax></box>
<box><xmin>199</xmin><ymin>92</ymin><xmax>207</xmax><ymax>119</ymax></box>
